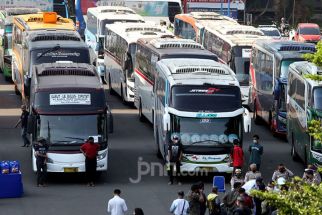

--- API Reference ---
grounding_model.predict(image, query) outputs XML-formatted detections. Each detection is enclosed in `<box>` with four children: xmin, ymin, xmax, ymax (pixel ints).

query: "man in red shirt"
<box><xmin>230</xmin><ymin>139</ymin><xmax>244</xmax><ymax>172</ymax></box>
<box><xmin>80</xmin><ymin>137</ymin><xmax>100</xmax><ymax>186</ymax></box>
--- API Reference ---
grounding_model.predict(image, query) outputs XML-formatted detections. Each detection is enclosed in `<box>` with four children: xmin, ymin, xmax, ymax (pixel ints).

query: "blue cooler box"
<box><xmin>0</xmin><ymin>161</ymin><xmax>23</xmax><ymax>198</ymax></box>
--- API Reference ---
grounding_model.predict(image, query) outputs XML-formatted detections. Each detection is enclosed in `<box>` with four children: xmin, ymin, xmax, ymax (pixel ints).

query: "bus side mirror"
<box><xmin>27</xmin><ymin>115</ymin><xmax>35</xmax><ymax>134</ymax></box>
<box><xmin>243</xmin><ymin>109</ymin><xmax>251</xmax><ymax>133</ymax></box>
<box><xmin>107</xmin><ymin>108</ymin><xmax>113</xmax><ymax>134</ymax></box>
<box><xmin>163</xmin><ymin>112</ymin><xmax>170</xmax><ymax>132</ymax></box>
<box><xmin>24</xmin><ymin>75</ymin><xmax>31</xmax><ymax>97</ymax></box>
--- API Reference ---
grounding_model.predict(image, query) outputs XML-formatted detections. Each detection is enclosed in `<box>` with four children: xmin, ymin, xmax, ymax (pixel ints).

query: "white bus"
<box><xmin>104</xmin><ymin>22</ymin><xmax>172</xmax><ymax>102</ymax></box>
<box><xmin>85</xmin><ymin>6</ymin><xmax>144</xmax><ymax>81</ymax></box>
<box><xmin>154</xmin><ymin>58</ymin><xmax>251</xmax><ymax>173</ymax></box>
<box><xmin>134</xmin><ymin>38</ymin><xmax>218</xmax><ymax>123</ymax></box>
<box><xmin>95</xmin><ymin>0</ymin><xmax>182</xmax><ymax>26</ymax></box>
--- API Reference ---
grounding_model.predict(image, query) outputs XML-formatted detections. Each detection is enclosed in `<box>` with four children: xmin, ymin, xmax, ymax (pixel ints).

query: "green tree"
<box><xmin>251</xmin><ymin>176</ymin><xmax>322</xmax><ymax>215</ymax></box>
<box><xmin>303</xmin><ymin>41</ymin><xmax>322</xmax><ymax>67</ymax></box>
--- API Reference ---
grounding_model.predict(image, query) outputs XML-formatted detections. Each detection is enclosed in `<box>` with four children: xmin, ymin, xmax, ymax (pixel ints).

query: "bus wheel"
<box><xmin>139</xmin><ymin>100</ymin><xmax>146</xmax><ymax>122</ymax></box>
<box><xmin>269</xmin><ymin>113</ymin><xmax>277</xmax><ymax>137</ymax></box>
<box><xmin>108</xmin><ymin>75</ymin><xmax>115</xmax><ymax>95</ymax></box>
<box><xmin>253</xmin><ymin>103</ymin><xmax>261</xmax><ymax>125</ymax></box>
<box><xmin>14</xmin><ymin>84</ymin><xmax>20</xmax><ymax>95</ymax></box>
<box><xmin>291</xmin><ymin>133</ymin><xmax>299</xmax><ymax>161</ymax></box>
<box><xmin>155</xmin><ymin>129</ymin><xmax>162</xmax><ymax>159</ymax></box>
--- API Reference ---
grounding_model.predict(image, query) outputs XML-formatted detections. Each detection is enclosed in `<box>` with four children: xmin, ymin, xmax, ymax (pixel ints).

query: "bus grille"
<box><xmin>279</xmin><ymin>45</ymin><xmax>316</xmax><ymax>52</ymax></box>
<box><xmin>38</xmin><ymin>69</ymin><xmax>95</xmax><ymax>76</ymax></box>
<box><xmin>175</xmin><ymin>67</ymin><xmax>228</xmax><ymax>74</ymax></box>
<box><xmin>31</xmin><ymin>35</ymin><xmax>81</xmax><ymax>42</ymax></box>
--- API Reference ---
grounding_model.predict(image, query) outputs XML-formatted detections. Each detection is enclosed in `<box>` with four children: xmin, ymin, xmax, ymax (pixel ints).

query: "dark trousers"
<box><xmin>85</xmin><ymin>157</ymin><xmax>97</xmax><ymax>183</ymax></box>
<box><xmin>168</xmin><ymin>161</ymin><xmax>181</xmax><ymax>183</ymax></box>
<box><xmin>21</xmin><ymin>127</ymin><xmax>30</xmax><ymax>146</ymax></box>
<box><xmin>36</xmin><ymin>159</ymin><xmax>47</xmax><ymax>185</ymax></box>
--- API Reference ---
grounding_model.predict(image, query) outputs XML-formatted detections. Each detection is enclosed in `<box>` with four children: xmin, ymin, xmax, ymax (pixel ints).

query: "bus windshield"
<box><xmin>37</xmin><ymin>114</ymin><xmax>106</xmax><ymax>145</ymax></box>
<box><xmin>280</xmin><ymin>60</ymin><xmax>298</xmax><ymax>79</ymax></box>
<box><xmin>313</xmin><ymin>87</ymin><xmax>322</xmax><ymax>111</ymax></box>
<box><xmin>31</xmin><ymin>48</ymin><xmax>90</xmax><ymax>65</ymax></box>
<box><xmin>171</xmin><ymin>115</ymin><xmax>241</xmax><ymax>146</ymax></box>
<box><xmin>171</xmin><ymin>85</ymin><xmax>241</xmax><ymax>112</ymax></box>
<box><xmin>260</xmin><ymin>29</ymin><xmax>281</xmax><ymax>37</ymax></box>
<box><xmin>232</xmin><ymin>47</ymin><xmax>251</xmax><ymax>86</ymax></box>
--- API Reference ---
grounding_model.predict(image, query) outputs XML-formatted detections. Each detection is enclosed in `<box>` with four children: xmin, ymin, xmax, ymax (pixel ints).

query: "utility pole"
<box><xmin>228</xmin><ymin>0</ymin><xmax>231</xmax><ymax>17</ymax></box>
<box><xmin>244</xmin><ymin>0</ymin><xmax>246</xmax><ymax>24</ymax></box>
<box><xmin>292</xmin><ymin>0</ymin><xmax>295</xmax><ymax>26</ymax></box>
<box><xmin>221</xmin><ymin>0</ymin><xmax>223</xmax><ymax>15</ymax></box>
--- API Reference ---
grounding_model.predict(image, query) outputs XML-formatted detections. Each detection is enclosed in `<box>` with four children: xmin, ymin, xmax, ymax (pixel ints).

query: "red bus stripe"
<box><xmin>134</xmin><ymin>68</ymin><xmax>154</xmax><ymax>86</ymax></box>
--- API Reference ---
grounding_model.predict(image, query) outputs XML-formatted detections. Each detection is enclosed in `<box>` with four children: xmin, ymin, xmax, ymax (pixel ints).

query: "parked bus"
<box><xmin>173</xmin><ymin>12</ymin><xmax>264</xmax><ymax>105</ymax></box>
<box><xmin>0</xmin><ymin>8</ymin><xmax>41</xmax><ymax>81</ymax></box>
<box><xmin>134</xmin><ymin>38</ymin><xmax>218</xmax><ymax>123</ymax></box>
<box><xmin>154</xmin><ymin>58</ymin><xmax>251</xmax><ymax>173</ymax></box>
<box><xmin>76</xmin><ymin>0</ymin><xmax>182</xmax><ymax>36</ymax></box>
<box><xmin>27</xmin><ymin>63</ymin><xmax>112</xmax><ymax>173</ymax></box>
<box><xmin>249</xmin><ymin>40</ymin><xmax>316</xmax><ymax>135</ymax></box>
<box><xmin>287</xmin><ymin>61</ymin><xmax>322</xmax><ymax>165</ymax></box>
<box><xmin>182</xmin><ymin>0</ymin><xmax>245</xmax><ymax>20</ymax></box>
<box><xmin>85</xmin><ymin>6</ymin><xmax>144</xmax><ymax>81</ymax></box>
<box><xmin>12</xmin><ymin>12</ymin><xmax>89</xmax><ymax>99</ymax></box>
<box><xmin>104</xmin><ymin>22</ymin><xmax>172</xmax><ymax>103</ymax></box>
<box><xmin>0</xmin><ymin>0</ymin><xmax>75</xmax><ymax>20</ymax></box>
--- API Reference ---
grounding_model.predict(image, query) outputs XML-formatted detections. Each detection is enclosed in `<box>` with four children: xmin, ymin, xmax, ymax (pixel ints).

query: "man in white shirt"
<box><xmin>107</xmin><ymin>189</ymin><xmax>128</xmax><ymax>215</ymax></box>
<box><xmin>170</xmin><ymin>191</ymin><xmax>189</xmax><ymax>215</ymax></box>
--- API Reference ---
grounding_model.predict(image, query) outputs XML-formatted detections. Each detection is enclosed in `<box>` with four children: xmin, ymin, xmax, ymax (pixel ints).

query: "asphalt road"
<box><xmin>0</xmin><ymin>74</ymin><xmax>305</xmax><ymax>215</ymax></box>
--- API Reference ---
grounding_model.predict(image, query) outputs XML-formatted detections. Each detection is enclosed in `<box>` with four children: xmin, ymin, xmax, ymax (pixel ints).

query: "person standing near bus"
<box><xmin>248</xmin><ymin>135</ymin><xmax>263</xmax><ymax>170</ymax></box>
<box><xmin>15</xmin><ymin>105</ymin><xmax>31</xmax><ymax>147</ymax></box>
<box><xmin>34</xmin><ymin>137</ymin><xmax>48</xmax><ymax>187</ymax></box>
<box><xmin>167</xmin><ymin>134</ymin><xmax>183</xmax><ymax>185</ymax></box>
<box><xmin>230</xmin><ymin>139</ymin><xmax>244</xmax><ymax>172</ymax></box>
<box><xmin>80</xmin><ymin>137</ymin><xmax>100</xmax><ymax>186</ymax></box>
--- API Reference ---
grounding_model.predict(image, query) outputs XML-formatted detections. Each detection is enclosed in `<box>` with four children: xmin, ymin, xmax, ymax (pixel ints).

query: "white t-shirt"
<box><xmin>170</xmin><ymin>198</ymin><xmax>189</xmax><ymax>215</ymax></box>
<box><xmin>107</xmin><ymin>195</ymin><xmax>128</xmax><ymax>215</ymax></box>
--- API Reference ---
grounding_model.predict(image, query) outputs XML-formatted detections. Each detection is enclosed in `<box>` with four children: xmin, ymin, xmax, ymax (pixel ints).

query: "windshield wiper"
<box><xmin>64</xmin><ymin>136</ymin><xmax>85</xmax><ymax>141</ymax></box>
<box><xmin>36</xmin><ymin>45</ymin><xmax>61</xmax><ymax>60</ymax></box>
<box><xmin>186</xmin><ymin>140</ymin><xmax>220</xmax><ymax>147</ymax></box>
<box><xmin>53</xmin><ymin>140</ymin><xmax>79</xmax><ymax>144</ymax></box>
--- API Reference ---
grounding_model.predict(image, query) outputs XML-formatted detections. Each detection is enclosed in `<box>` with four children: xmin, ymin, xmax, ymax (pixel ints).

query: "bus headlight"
<box><xmin>223</xmin><ymin>155</ymin><xmax>230</xmax><ymax>163</ymax></box>
<box><xmin>46</xmin><ymin>158</ymin><xmax>54</xmax><ymax>164</ymax></box>
<box><xmin>128</xmin><ymin>86</ymin><xmax>134</xmax><ymax>93</ymax></box>
<box><xmin>97</xmin><ymin>152</ymin><xmax>107</xmax><ymax>161</ymax></box>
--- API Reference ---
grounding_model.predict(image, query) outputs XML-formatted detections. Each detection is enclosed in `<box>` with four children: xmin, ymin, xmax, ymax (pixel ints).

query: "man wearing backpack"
<box><xmin>207</xmin><ymin>186</ymin><xmax>221</xmax><ymax>215</ymax></box>
<box><xmin>170</xmin><ymin>191</ymin><xmax>189</xmax><ymax>215</ymax></box>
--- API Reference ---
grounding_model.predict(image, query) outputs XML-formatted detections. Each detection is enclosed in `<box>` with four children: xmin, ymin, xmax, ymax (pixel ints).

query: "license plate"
<box><xmin>64</xmin><ymin>167</ymin><xmax>78</xmax><ymax>173</ymax></box>
<box><xmin>199</xmin><ymin>167</ymin><xmax>214</xmax><ymax>172</ymax></box>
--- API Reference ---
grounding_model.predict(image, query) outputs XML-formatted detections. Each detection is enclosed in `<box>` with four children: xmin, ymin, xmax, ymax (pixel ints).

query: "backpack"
<box><xmin>208</xmin><ymin>195</ymin><xmax>221</xmax><ymax>215</ymax></box>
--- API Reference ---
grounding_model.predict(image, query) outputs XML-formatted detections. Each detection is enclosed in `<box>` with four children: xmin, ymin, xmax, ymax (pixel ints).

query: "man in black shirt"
<box><xmin>34</xmin><ymin>138</ymin><xmax>48</xmax><ymax>187</ymax></box>
<box><xmin>167</xmin><ymin>134</ymin><xmax>183</xmax><ymax>185</ymax></box>
<box><xmin>15</xmin><ymin>105</ymin><xmax>30</xmax><ymax>147</ymax></box>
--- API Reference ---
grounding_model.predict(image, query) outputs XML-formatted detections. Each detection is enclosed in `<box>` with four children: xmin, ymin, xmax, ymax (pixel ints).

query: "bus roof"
<box><xmin>1</xmin><ymin>8</ymin><xmax>41</xmax><ymax>24</ymax></box>
<box><xmin>95</xmin><ymin>12</ymin><xmax>144</xmax><ymax>22</ymax></box>
<box><xmin>137</xmin><ymin>38</ymin><xmax>218</xmax><ymax>60</ymax></box>
<box><xmin>87</xmin><ymin>6</ymin><xmax>136</xmax><ymax>16</ymax></box>
<box><xmin>33</xmin><ymin>63</ymin><xmax>101</xmax><ymax>89</ymax></box>
<box><xmin>13</xmin><ymin>12</ymin><xmax>75</xmax><ymax>31</ymax></box>
<box><xmin>158</xmin><ymin>58</ymin><xmax>237</xmax><ymax>83</ymax></box>
<box><xmin>106</xmin><ymin>22</ymin><xmax>173</xmax><ymax>44</ymax></box>
<box><xmin>254</xmin><ymin>40</ymin><xmax>316</xmax><ymax>60</ymax></box>
<box><xmin>290</xmin><ymin>61</ymin><xmax>322</xmax><ymax>86</ymax></box>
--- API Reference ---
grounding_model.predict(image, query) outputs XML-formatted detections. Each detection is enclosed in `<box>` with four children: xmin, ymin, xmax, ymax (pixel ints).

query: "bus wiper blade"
<box><xmin>36</xmin><ymin>45</ymin><xmax>61</xmax><ymax>60</ymax></box>
<box><xmin>187</xmin><ymin>140</ymin><xmax>219</xmax><ymax>146</ymax></box>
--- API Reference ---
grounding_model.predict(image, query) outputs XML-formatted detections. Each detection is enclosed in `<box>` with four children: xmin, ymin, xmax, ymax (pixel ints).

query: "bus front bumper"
<box><xmin>180</xmin><ymin>162</ymin><xmax>233</xmax><ymax>174</ymax></box>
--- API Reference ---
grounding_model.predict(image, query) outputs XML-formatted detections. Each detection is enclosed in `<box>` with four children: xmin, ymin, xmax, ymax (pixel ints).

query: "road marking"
<box><xmin>0</xmin><ymin>85</ymin><xmax>14</xmax><ymax>92</ymax></box>
<box><xmin>0</xmin><ymin>108</ymin><xmax>20</xmax><ymax>116</ymax></box>
<box><xmin>111</xmin><ymin>108</ymin><xmax>138</xmax><ymax>114</ymax></box>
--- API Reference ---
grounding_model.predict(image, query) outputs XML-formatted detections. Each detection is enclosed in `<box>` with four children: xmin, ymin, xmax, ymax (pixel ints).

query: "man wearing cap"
<box><xmin>230</xmin><ymin>169</ymin><xmax>244</xmax><ymax>190</ymax></box>
<box><xmin>80</xmin><ymin>137</ymin><xmax>100</xmax><ymax>186</ymax></box>
<box><xmin>15</xmin><ymin>105</ymin><xmax>31</xmax><ymax>147</ymax></box>
<box><xmin>170</xmin><ymin>191</ymin><xmax>189</xmax><ymax>215</ymax></box>
<box><xmin>167</xmin><ymin>134</ymin><xmax>183</xmax><ymax>185</ymax></box>
<box><xmin>34</xmin><ymin>137</ymin><xmax>48</xmax><ymax>187</ymax></box>
<box><xmin>302</xmin><ymin>164</ymin><xmax>321</xmax><ymax>185</ymax></box>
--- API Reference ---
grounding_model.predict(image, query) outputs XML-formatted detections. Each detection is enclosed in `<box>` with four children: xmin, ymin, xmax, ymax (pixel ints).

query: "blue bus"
<box><xmin>248</xmin><ymin>40</ymin><xmax>315</xmax><ymax>135</ymax></box>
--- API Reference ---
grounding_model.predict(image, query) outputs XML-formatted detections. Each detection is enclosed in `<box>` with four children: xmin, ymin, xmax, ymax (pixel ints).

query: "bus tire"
<box><xmin>253</xmin><ymin>102</ymin><xmax>261</xmax><ymax>125</ymax></box>
<box><xmin>120</xmin><ymin>85</ymin><xmax>127</xmax><ymax>105</ymax></box>
<box><xmin>269</xmin><ymin>112</ymin><xmax>277</xmax><ymax>137</ymax></box>
<box><xmin>155</xmin><ymin>129</ymin><xmax>162</xmax><ymax>159</ymax></box>
<box><xmin>139</xmin><ymin>100</ymin><xmax>146</xmax><ymax>122</ymax></box>
<box><xmin>291</xmin><ymin>133</ymin><xmax>299</xmax><ymax>161</ymax></box>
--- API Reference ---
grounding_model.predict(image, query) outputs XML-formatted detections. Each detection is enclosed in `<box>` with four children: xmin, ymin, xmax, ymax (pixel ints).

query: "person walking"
<box><xmin>230</xmin><ymin>169</ymin><xmax>244</xmax><ymax>190</ymax></box>
<box><xmin>238</xmin><ymin>188</ymin><xmax>253</xmax><ymax>210</ymax></box>
<box><xmin>230</xmin><ymin>139</ymin><xmax>244</xmax><ymax>172</ymax></box>
<box><xmin>170</xmin><ymin>191</ymin><xmax>189</xmax><ymax>215</ymax></box>
<box><xmin>34</xmin><ymin>137</ymin><xmax>48</xmax><ymax>187</ymax></box>
<box><xmin>207</xmin><ymin>186</ymin><xmax>221</xmax><ymax>215</ymax></box>
<box><xmin>272</xmin><ymin>164</ymin><xmax>294</xmax><ymax>182</ymax></box>
<box><xmin>222</xmin><ymin>182</ymin><xmax>242</xmax><ymax>215</ymax></box>
<box><xmin>107</xmin><ymin>189</ymin><xmax>128</xmax><ymax>215</ymax></box>
<box><xmin>15</xmin><ymin>105</ymin><xmax>30</xmax><ymax>147</ymax></box>
<box><xmin>244</xmin><ymin>164</ymin><xmax>262</xmax><ymax>183</ymax></box>
<box><xmin>232</xmin><ymin>196</ymin><xmax>252</xmax><ymax>215</ymax></box>
<box><xmin>167</xmin><ymin>134</ymin><xmax>183</xmax><ymax>185</ymax></box>
<box><xmin>80</xmin><ymin>137</ymin><xmax>100</xmax><ymax>186</ymax></box>
<box><xmin>197</xmin><ymin>181</ymin><xmax>207</xmax><ymax>215</ymax></box>
<box><xmin>187</xmin><ymin>184</ymin><xmax>204</xmax><ymax>215</ymax></box>
<box><xmin>248</xmin><ymin>135</ymin><xmax>263</xmax><ymax>170</ymax></box>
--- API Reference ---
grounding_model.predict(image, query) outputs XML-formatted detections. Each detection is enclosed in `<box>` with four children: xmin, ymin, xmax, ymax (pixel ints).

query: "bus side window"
<box><xmin>294</xmin><ymin>78</ymin><xmax>305</xmax><ymax>109</ymax></box>
<box><xmin>174</xmin><ymin>18</ymin><xmax>182</xmax><ymax>37</ymax></box>
<box><xmin>307</xmin><ymin>84</ymin><xmax>312</xmax><ymax>107</ymax></box>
